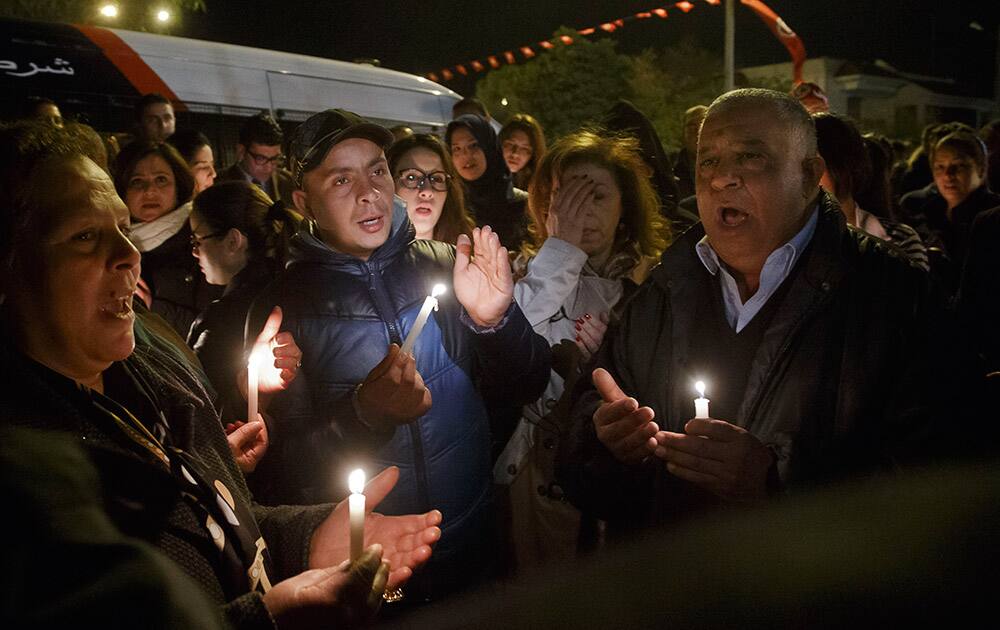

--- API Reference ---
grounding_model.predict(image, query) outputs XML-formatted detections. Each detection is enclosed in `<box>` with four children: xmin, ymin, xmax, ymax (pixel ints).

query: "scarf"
<box><xmin>130</xmin><ymin>201</ymin><xmax>192</xmax><ymax>253</ymax></box>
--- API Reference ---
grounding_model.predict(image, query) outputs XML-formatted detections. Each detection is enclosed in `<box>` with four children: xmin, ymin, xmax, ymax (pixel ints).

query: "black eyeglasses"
<box><xmin>397</xmin><ymin>168</ymin><xmax>449</xmax><ymax>192</ymax></box>
<box><xmin>190</xmin><ymin>231</ymin><xmax>226</xmax><ymax>248</ymax></box>
<box><xmin>247</xmin><ymin>149</ymin><xmax>285</xmax><ymax>167</ymax></box>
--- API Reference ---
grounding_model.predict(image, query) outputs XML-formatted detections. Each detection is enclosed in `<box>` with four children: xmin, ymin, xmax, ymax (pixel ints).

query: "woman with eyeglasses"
<box><xmin>187</xmin><ymin>181</ymin><xmax>299</xmax><ymax>421</ymax></box>
<box><xmin>386</xmin><ymin>134</ymin><xmax>474</xmax><ymax>243</ymax></box>
<box><xmin>114</xmin><ymin>141</ymin><xmax>220</xmax><ymax>337</ymax></box>
<box><xmin>500</xmin><ymin>114</ymin><xmax>546</xmax><ymax>191</ymax></box>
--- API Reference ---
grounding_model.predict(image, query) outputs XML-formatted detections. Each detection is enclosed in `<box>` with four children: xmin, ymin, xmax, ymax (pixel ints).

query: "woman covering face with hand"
<box><xmin>0</xmin><ymin>121</ymin><xmax>440</xmax><ymax>630</ymax></box>
<box><xmin>386</xmin><ymin>133</ymin><xmax>474</xmax><ymax>244</ymax></box>
<box><xmin>497</xmin><ymin>129</ymin><xmax>669</xmax><ymax>569</ymax></box>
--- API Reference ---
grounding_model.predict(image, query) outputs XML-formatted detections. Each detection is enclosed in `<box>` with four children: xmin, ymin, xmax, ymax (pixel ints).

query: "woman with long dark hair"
<box><xmin>500</xmin><ymin>114</ymin><xmax>546</xmax><ymax>191</ymax></box>
<box><xmin>386</xmin><ymin>133</ymin><xmax>474</xmax><ymax>244</ymax></box>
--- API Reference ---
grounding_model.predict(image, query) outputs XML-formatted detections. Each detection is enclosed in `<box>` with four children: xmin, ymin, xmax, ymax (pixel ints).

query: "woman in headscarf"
<box><xmin>446</xmin><ymin>114</ymin><xmax>529</xmax><ymax>252</ymax></box>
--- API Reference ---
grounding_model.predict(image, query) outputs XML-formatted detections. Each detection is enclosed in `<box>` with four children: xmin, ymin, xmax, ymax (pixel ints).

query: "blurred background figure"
<box><xmin>133</xmin><ymin>93</ymin><xmax>175</xmax><ymax>143</ymax></box>
<box><xmin>452</xmin><ymin>96</ymin><xmax>491</xmax><ymax>122</ymax></box>
<box><xmin>899</xmin><ymin>122</ymin><xmax>975</xmax><ymax>196</ymax></box>
<box><xmin>498</xmin><ymin>129</ymin><xmax>669</xmax><ymax>572</ymax></box>
<box><xmin>813</xmin><ymin>112</ymin><xmax>927</xmax><ymax>270</ymax></box>
<box><xmin>387</xmin><ymin>133</ymin><xmax>474</xmax><ymax>243</ymax></box>
<box><xmin>790</xmin><ymin>81</ymin><xmax>829</xmax><ymax>114</ymax></box>
<box><xmin>979</xmin><ymin>119</ymin><xmax>1000</xmax><ymax>195</ymax></box>
<box><xmin>500</xmin><ymin>114</ymin><xmax>546</xmax><ymax>191</ymax></box>
<box><xmin>217</xmin><ymin>112</ymin><xmax>295</xmax><ymax>207</ymax></box>
<box><xmin>900</xmin><ymin>131</ymin><xmax>998</xmax><ymax>296</ymax></box>
<box><xmin>169</xmin><ymin>129</ymin><xmax>217</xmax><ymax>195</ymax></box>
<box><xmin>446</xmin><ymin>114</ymin><xmax>529</xmax><ymax>252</ymax></box>
<box><xmin>605</xmin><ymin>100</ymin><xmax>694</xmax><ymax>232</ymax></box>
<box><xmin>671</xmin><ymin>104</ymin><xmax>707</xmax><ymax>201</ymax></box>
<box><xmin>23</xmin><ymin>96</ymin><xmax>63</xmax><ymax>127</ymax></box>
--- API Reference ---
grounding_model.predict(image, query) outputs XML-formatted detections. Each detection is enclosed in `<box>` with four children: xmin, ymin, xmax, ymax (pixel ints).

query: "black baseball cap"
<box><xmin>288</xmin><ymin>109</ymin><xmax>395</xmax><ymax>186</ymax></box>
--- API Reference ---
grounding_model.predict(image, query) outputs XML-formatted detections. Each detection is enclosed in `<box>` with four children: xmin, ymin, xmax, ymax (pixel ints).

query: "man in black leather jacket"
<box><xmin>559</xmin><ymin>89</ymin><xmax>976</xmax><ymax>533</ymax></box>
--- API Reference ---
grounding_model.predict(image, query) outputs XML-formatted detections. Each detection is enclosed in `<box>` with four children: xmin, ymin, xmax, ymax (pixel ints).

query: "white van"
<box><xmin>1</xmin><ymin>17</ymin><xmax>461</xmax><ymax>160</ymax></box>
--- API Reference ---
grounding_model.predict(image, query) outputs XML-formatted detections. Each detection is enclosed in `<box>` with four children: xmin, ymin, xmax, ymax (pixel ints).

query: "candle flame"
<box><xmin>431</xmin><ymin>284</ymin><xmax>447</xmax><ymax>298</ymax></box>
<box><xmin>348</xmin><ymin>468</ymin><xmax>366</xmax><ymax>494</ymax></box>
<box><xmin>695</xmin><ymin>380</ymin><xmax>706</xmax><ymax>397</ymax></box>
<box><xmin>248</xmin><ymin>346</ymin><xmax>268</xmax><ymax>370</ymax></box>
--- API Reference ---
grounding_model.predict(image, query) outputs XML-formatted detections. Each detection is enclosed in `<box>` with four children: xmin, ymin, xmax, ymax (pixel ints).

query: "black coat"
<box><xmin>558</xmin><ymin>195</ymin><xmax>973</xmax><ymax>531</ymax></box>
<box><xmin>187</xmin><ymin>260</ymin><xmax>275</xmax><ymax>418</ymax></box>
<box><xmin>959</xmin><ymin>205</ymin><xmax>1000</xmax><ymax>374</ymax></box>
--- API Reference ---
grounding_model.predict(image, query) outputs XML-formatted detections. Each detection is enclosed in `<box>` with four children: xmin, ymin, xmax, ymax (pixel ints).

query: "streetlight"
<box><xmin>156</xmin><ymin>9</ymin><xmax>171</xmax><ymax>23</ymax></box>
<box><xmin>99</xmin><ymin>4</ymin><xmax>119</xmax><ymax>18</ymax></box>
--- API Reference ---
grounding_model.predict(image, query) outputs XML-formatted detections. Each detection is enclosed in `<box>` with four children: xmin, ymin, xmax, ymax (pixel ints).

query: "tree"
<box><xmin>0</xmin><ymin>0</ymin><xmax>207</xmax><ymax>32</ymax></box>
<box><xmin>476</xmin><ymin>27</ymin><xmax>632</xmax><ymax>139</ymax></box>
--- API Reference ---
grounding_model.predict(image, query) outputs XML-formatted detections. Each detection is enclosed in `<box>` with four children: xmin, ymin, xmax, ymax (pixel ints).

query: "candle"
<box><xmin>348</xmin><ymin>468</ymin><xmax>366</xmax><ymax>562</ymax></box>
<box><xmin>694</xmin><ymin>380</ymin><xmax>710</xmax><ymax>418</ymax></box>
<box><xmin>400</xmin><ymin>284</ymin><xmax>446</xmax><ymax>356</ymax></box>
<box><xmin>247</xmin><ymin>348</ymin><xmax>265</xmax><ymax>423</ymax></box>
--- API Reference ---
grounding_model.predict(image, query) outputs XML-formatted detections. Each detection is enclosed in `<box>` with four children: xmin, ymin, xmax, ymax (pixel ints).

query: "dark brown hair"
<box><xmin>386</xmin><ymin>133</ymin><xmax>474</xmax><ymax>244</ymax></box>
<box><xmin>499</xmin><ymin>114</ymin><xmax>546</xmax><ymax>190</ymax></box>
<box><xmin>813</xmin><ymin>112</ymin><xmax>871</xmax><ymax>201</ymax></box>
<box><xmin>524</xmin><ymin>129</ymin><xmax>669</xmax><ymax>260</ymax></box>
<box><xmin>192</xmin><ymin>180</ymin><xmax>298</xmax><ymax>266</ymax></box>
<box><xmin>113</xmin><ymin>140</ymin><xmax>195</xmax><ymax>216</ymax></box>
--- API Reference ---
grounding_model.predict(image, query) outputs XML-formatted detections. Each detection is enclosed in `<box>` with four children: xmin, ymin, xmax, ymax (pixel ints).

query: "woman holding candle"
<box><xmin>386</xmin><ymin>133</ymin><xmax>475</xmax><ymax>243</ymax></box>
<box><xmin>0</xmin><ymin>121</ymin><xmax>441</xmax><ymax>629</ymax></box>
<box><xmin>186</xmin><ymin>181</ymin><xmax>299</xmax><ymax>418</ymax></box>
<box><xmin>496</xmin><ymin>129</ymin><xmax>668</xmax><ymax>569</ymax></box>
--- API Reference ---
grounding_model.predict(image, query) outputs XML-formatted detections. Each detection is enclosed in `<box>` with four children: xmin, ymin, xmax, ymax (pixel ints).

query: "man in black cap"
<box><xmin>247</xmin><ymin>109</ymin><xmax>550</xmax><ymax>600</ymax></box>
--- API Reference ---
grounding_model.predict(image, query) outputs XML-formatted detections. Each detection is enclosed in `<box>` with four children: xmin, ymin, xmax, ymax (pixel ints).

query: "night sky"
<box><xmin>177</xmin><ymin>0</ymin><xmax>999</xmax><ymax>97</ymax></box>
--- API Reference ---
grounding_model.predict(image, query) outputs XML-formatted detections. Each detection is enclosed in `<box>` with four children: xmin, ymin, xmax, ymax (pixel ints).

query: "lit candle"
<box><xmin>247</xmin><ymin>348</ymin><xmax>266</xmax><ymax>423</ymax></box>
<box><xmin>694</xmin><ymin>380</ymin><xmax>710</xmax><ymax>418</ymax></box>
<box><xmin>400</xmin><ymin>284</ymin><xmax>446</xmax><ymax>356</ymax></box>
<box><xmin>348</xmin><ymin>468</ymin><xmax>366</xmax><ymax>563</ymax></box>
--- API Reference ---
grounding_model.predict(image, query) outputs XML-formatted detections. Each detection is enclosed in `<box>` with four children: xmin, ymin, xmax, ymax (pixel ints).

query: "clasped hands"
<box><xmin>591</xmin><ymin>368</ymin><xmax>773</xmax><ymax>502</ymax></box>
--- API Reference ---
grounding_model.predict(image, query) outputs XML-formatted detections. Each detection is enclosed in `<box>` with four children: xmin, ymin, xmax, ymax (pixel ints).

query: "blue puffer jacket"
<box><xmin>247</xmin><ymin>198</ymin><xmax>550</xmax><ymax>594</ymax></box>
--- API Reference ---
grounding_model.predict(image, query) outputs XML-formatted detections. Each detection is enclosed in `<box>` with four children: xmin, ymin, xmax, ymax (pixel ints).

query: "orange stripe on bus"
<box><xmin>73</xmin><ymin>24</ymin><xmax>187</xmax><ymax>111</ymax></box>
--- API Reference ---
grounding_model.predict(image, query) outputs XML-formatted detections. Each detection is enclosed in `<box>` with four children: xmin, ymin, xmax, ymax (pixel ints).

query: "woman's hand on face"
<box><xmin>545</xmin><ymin>174</ymin><xmax>593</xmax><ymax>249</ymax></box>
<box><xmin>574</xmin><ymin>311</ymin><xmax>609</xmax><ymax>364</ymax></box>
<box><xmin>224</xmin><ymin>418</ymin><xmax>268</xmax><ymax>473</ymax></box>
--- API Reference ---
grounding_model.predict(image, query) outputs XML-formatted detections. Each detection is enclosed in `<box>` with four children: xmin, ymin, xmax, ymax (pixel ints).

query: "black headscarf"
<box><xmin>445</xmin><ymin>114</ymin><xmax>528</xmax><ymax>250</ymax></box>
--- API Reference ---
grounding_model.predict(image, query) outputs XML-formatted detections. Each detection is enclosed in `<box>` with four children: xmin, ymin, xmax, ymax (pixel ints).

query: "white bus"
<box><xmin>1</xmin><ymin>18</ymin><xmax>461</xmax><ymax>161</ymax></box>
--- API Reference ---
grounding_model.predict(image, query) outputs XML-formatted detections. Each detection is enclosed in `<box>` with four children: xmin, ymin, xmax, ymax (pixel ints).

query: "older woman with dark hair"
<box><xmin>500</xmin><ymin>114</ymin><xmax>546</xmax><ymax>191</ymax></box>
<box><xmin>114</xmin><ymin>140</ymin><xmax>216</xmax><ymax>336</ymax></box>
<box><xmin>813</xmin><ymin>112</ymin><xmax>928</xmax><ymax>271</ymax></box>
<box><xmin>0</xmin><ymin>121</ymin><xmax>440</xmax><ymax>630</ymax></box>
<box><xmin>497</xmin><ymin>129</ymin><xmax>669</xmax><ymax>570</ymax></box>
<box><xmin>386</xmin><ymin>133</ymin><xmax>474</xmax><ymax>244</ymax></box>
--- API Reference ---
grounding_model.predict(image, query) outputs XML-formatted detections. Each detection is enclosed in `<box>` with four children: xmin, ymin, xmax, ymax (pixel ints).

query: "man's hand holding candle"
<box><xmin>453</xmin><ymin>226</ymin><xmax>514</xmax><ymax>328</ymax></box>
<box><xmin>653</xmin><ymin>419</ymin><xmax>773</xmax><ymax>503</ymax></box>
<box><xmin>590</xmin><ymin>368</ymin><xmax>659</xmax><ymax>464</ymax></box>
<box><xmin>238</xmin><ymin>306</ymin><xmax>304</xmax><ymax>413</ymax></box>
<box><xmin>355</xmin><ymin>344</ymin><xmax>433</xmax><ymax>429</ymax></box>
<box><xmin>308</xmin><ymin>466</ymin><xmax>442</xmax><ymax>590</ymax></box>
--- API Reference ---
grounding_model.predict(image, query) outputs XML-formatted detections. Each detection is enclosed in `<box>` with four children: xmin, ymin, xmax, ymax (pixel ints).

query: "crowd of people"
<box><xmin>3</xmin><ymin>81</ymin><xmax>999</xmax><ymax>628</ymax></box>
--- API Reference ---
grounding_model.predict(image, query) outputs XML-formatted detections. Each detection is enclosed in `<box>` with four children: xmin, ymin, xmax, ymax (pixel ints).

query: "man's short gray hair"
<box><xmin>705</xmin><ymin>88</ymin><xmax>818</xmax><ymax>156</ymax></box>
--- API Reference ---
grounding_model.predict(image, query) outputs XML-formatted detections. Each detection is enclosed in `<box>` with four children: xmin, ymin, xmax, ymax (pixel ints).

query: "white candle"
<box><xmin>348</xmin><ymin>468</ymin><xmax>366</xmax><ymax>562</ymax></box>
<box><xmin>694</xmin><ymin>380</ymin><xmax>710</xmax><ymax>418</ymax></box>
<box><xmin>247</xmin><ymin>349</ymin><xmax>264</xmax><ymax>423</ymax></box>
<box><xmin>400</xmin><ymin>284</ymin><xmax>446</xmax><ymax>356</ymax></box>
